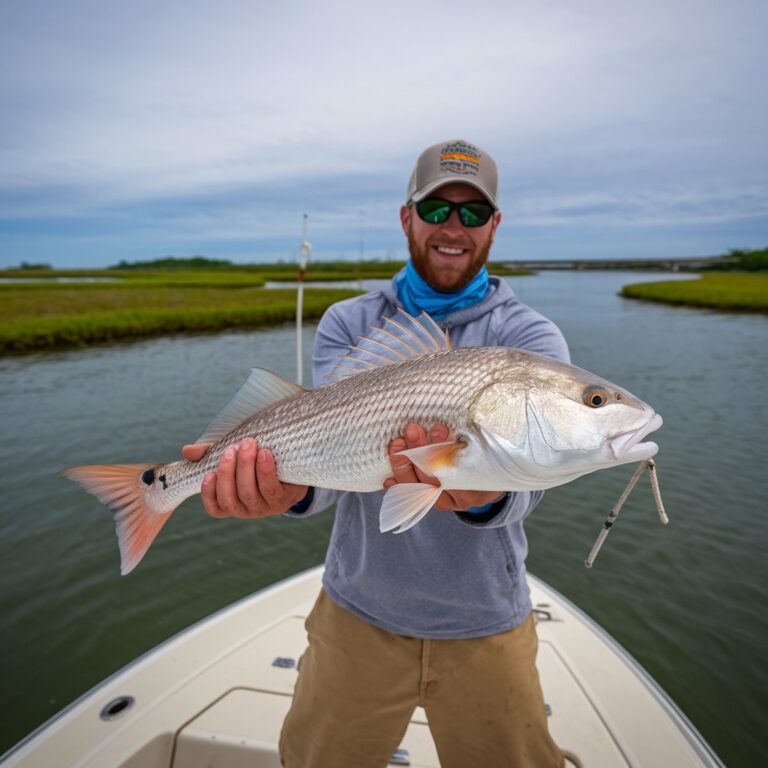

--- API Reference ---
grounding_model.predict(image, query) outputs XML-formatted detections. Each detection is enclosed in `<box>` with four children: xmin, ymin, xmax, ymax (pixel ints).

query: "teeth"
<box><xmin>436</xmin><ymin>246</ymin><xmax>464</xmax><ymax>255</ymax></box>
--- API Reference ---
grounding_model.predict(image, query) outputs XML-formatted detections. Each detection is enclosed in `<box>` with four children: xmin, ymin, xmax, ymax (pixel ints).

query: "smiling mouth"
<box><xmin>610</xmin><ymin>413</ymin><xmax>663</xmax><ymax>460</ymax></box>
<box><xmin>433</xmin><ymin>245</ymin><xmax>467</xmax><ymax>256</ymax></box>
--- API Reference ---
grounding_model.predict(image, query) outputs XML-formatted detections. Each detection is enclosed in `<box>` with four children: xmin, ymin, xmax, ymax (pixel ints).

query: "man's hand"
<box><xmin>384</xmin><ymin>423</ymin><xmax>505</xmax><ymax>512</ymax></box>
<box><xmin>182</xmin><ymin>437</ymin><xmax>309</xmax><ymax>519</ymax></box>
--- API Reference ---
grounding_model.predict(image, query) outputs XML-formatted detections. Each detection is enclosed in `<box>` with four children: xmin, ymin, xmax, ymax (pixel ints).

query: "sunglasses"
<box><xmin>415</xmin><ymin>198</ymin><xmax>495</xmax><ymax>228</ymax></box>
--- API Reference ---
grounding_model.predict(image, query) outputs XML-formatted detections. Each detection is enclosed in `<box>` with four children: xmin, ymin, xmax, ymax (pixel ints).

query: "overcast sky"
<box><xmin>1</xmin><ymin>0</ymin><xmax>766</xmax><ymax>267</ymax></box>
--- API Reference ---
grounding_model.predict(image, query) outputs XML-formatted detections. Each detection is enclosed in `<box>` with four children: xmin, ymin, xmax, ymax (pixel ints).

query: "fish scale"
<box><xmin>198</xmin><ymin>347</ymin><xmax>510</xmax><ymax>493</ymax></box>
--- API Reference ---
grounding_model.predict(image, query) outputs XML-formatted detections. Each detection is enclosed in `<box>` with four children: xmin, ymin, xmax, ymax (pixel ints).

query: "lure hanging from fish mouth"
<box><xmin>584</xmin><ymin>458</ymin><xmax>669</xmax><ymax>568</ymax></box>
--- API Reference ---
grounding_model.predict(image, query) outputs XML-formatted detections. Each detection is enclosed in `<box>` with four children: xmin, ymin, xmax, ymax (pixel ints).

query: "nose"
<box><xmin>439</xmin><ymin>209</ymin><xmax>466</xmax><ymax>235</ymax></box>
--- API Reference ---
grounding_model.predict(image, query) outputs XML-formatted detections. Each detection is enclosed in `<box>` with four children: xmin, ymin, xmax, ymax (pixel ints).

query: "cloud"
<box><xmin>1</xmin><ymin>0</ymin><xmax>767</xmax><ymax>265</ymax></box>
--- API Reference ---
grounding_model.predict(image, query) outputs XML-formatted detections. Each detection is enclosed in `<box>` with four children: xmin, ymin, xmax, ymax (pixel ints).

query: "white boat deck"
<box><xmin>1</xmin><ymin>567</ymin><xmax>722</xmax><ymax>768</ymax></box>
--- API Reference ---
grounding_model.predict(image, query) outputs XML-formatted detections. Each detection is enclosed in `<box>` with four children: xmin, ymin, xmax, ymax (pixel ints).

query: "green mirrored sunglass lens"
<box><xmin>418</xmin><ymin>201</ymin><xmax>451</xmax><ymax>223</ymax></box>
<box><xmin>460</xmin><ymin>204</ymin><xmax>492</xmax><ymax>226</ymax></box>
<box><xmin>460</xmin><ymin>209</ymin><xmax>482</xmax><ymax>226</ymax></box>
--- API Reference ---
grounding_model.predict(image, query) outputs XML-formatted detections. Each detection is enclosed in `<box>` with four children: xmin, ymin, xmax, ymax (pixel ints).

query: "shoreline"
<box><xmin>621</xmin><ymin>272</ymin><xmax>768</xmax><ymax>313</ymax></box>
<box><xmin>3</xmin><ymin>270</ymin><xmax>765</xmax><ymax>356</ymax></box>
<box><xmin>0</xmin><ymin>287</ymin><xmax>360</xmax><ymax>356</ymax></box>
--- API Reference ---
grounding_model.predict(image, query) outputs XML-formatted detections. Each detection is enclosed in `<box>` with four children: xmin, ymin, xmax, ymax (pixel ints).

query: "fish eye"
<box><xmin>583</xmin><ymin>387</ymin><xmax>608</xmax><ymax>408</ymax></box>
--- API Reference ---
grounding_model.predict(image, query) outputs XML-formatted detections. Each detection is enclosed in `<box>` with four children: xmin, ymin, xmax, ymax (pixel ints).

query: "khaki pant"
<box><xmin>279</xmin><ymin>590</ymin><xmax>564</xmax><ymax>768</ymax></box>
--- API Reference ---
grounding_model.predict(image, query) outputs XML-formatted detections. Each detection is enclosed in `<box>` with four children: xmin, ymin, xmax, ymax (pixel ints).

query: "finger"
<box><xmin>404</xmin><ymin>423</ymin><xmax>427</xmax><ymax>449</ymax></box>
<box><xmin>201</xmin><ymin>471</ymin><xmax>226</xmax><ymax>518</ymax></box>
<box><xmin>215</xmin><ymin>445</ymin><xmax>248</xmax><ymax>517</ymax></box>
<box><xmin>404</xmin><ymin>423</ymin><xmax>438</xmax><ymax>486</ymax></box>
<box><xmin>388</xmin><ymin>435</ymin><xmax>421</xmax><ymax>485</ymax></box>
<box><xmin>430</xmin><ymin>424</ymin><xmax>450</xmax><ymax>443</ymax></box>
<box><xmin>255</xmin><ymin>448</ymin><xmax>283</xmax><ymax>512</ymax></box>
<box><xmin>388</xmin><ymin>436</ymin><xmax>407</xmax><ymax>456</ymax></box>
<box><xmin>182</xmin><ymin>442</ymin><xmax>211</xmax><ymax>462</ymax></box>
<box><xmin>235</xmin><ymin>438</ymin><xmax>263</xmax><ymax>514</ymax></box>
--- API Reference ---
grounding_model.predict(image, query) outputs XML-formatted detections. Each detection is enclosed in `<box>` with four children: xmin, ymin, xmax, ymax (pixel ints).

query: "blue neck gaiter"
<box><xmin>395</xmin><ymin>260</ymin><xmax>489</xmax><ymax>321</ymax></box>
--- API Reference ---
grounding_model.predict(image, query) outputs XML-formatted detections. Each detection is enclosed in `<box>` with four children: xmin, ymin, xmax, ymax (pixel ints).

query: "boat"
<box><xmin>0</xmin><ymin>567</ymin><xmax>723</xmax><ymax>767</ymax></box>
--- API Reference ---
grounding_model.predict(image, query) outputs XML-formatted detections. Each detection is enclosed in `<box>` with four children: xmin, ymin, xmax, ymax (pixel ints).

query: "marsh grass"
<box><xmin>621</xmin><ymin>272</ymin><xmax>768</xmax><ymax>312</ymax></box>
<box><xmin>1</xmin><ymin>270</ymin><xmax>268</xmax><ymax>288</ymax></box>
<box><xmin>0</xmin><ymin>283</ymin><xmax>359</xmax><ymax>354</ymax></box>
<box><xmin>3</xmin><ymin>261</ymin><xmax>531</xmax><ymax>283</ymax></box>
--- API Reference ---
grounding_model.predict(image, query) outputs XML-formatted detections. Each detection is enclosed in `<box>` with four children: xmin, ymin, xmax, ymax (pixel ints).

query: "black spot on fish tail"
<box><xmin>141</xmin><ymin>469</ymin><xmax>156</xmax><ymax>485</ymax></box>
<box><xmin>158</xmin><ymin>474</ymin><xmax>168</xmax><ymax>490</ymax></box>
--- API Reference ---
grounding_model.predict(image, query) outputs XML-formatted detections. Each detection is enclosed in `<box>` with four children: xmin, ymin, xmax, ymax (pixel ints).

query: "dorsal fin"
<box><xmin>196</xmin><ymin>368</ymin><xmax>305</xmax><ymax>443</ymax></box>
<box><xmin>326</xmin><ymin>310</ymin><xmax>451</xmax><ymax>381</ymax></box>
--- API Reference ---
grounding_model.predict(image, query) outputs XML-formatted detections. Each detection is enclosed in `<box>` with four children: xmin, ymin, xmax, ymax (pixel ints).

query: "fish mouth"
<box><xmin>610</xmin><ymin>413</ymin><xmax>663</xmax><ymax>460</ymax></box>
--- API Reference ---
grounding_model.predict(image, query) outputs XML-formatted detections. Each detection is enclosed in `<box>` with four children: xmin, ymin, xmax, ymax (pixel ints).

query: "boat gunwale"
<box><xmin>528</xmin><ymin>573</ymin><xmax>725</xmax><ymax>768</ymax></box>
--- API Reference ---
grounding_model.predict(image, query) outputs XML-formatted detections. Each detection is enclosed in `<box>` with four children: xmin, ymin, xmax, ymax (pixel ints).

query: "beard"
<box><xmin>407</xmin><ymin>230</ymin><xmax>493</xmax><ymax>293</ymax></box>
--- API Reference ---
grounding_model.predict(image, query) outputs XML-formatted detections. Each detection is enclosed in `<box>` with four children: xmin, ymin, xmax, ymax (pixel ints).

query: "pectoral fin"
<box><xmin>396</xmin><ymin>441</ymin><xmax>466</xmax><ymax>476</ymax></box>
<box><xmin>380</xmin><ymin>483</ymin><xmax>442</xmax><ymax>533</ymax></box>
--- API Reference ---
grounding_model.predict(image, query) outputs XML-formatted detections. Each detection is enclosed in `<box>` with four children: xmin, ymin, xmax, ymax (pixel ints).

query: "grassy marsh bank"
<box><xmin>621</xmin><ymin>272</ymin><xmax>768</xmax><ymax>312</ymax></box>
<box><xmin>0</xmin><ymin>258</ymin><xmax>531</xmax><ymax>354</ymax></box>
<box><xmin>3</xmin><ymin>260</ymin><xmax>532</xmax><ymax>283</ymax></box>
<box><xmin>0</xmin><ymin>282</ymin><xmax>360</xmax><ymax>354</ymax></box>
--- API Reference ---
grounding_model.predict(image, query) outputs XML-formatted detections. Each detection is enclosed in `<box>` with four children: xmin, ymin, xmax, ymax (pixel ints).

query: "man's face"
<box><xmin>400</xmin><ymin>182</ymin><xmax>502</xmax><ymax>293</ymax></box>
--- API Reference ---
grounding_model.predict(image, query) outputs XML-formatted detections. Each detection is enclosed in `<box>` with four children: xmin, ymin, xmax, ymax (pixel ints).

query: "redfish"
<box><xmin>62</xmin><ymin>311</ymin><xmax>661</xmax><ymax>574</ymax></box>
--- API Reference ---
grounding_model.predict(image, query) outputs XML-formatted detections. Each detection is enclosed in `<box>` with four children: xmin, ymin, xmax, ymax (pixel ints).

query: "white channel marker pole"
<box><xmin>296</xmin><ymin>214</ymin><xmax>311</xmax><ymax>385</ymax></box>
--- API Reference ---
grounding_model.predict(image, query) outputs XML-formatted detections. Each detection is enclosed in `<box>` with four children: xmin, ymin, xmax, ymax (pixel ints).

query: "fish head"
<box><xmin>473</xmin><ymin>351</ymin><xmax>662</xmax><ymax>478</ymax></box>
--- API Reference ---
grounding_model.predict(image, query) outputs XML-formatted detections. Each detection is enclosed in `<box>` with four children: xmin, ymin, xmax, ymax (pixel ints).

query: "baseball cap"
<box><xmin>406</xmin><ymin>139</ymin><xmax>499</xmax><ymax>209</ymax></box>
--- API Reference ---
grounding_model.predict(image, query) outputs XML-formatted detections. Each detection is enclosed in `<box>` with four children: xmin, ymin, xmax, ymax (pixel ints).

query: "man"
<box><xmin>184</xmin><ymin>140</ymin><xmax>569</xmax><ymax>767</ymax></box>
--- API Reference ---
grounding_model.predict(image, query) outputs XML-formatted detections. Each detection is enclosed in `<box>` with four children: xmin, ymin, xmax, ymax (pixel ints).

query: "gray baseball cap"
<box><xmin>406</xmin><ymin>139</ymin><xmax>499</xmax><ymax>209</ymax></box>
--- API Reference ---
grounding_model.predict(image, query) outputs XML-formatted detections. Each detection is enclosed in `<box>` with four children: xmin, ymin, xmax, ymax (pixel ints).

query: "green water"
<box><xmin>0</xmin><ymin>271</ymin><xmax>766</xmax><ymax>765</ymax></box>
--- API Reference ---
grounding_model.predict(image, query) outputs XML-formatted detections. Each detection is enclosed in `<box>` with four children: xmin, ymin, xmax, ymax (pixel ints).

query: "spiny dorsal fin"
<box><xmin>326</xmin><ymin>310</ymin><xmax>451</xmax><ymax>381</ymax></box>
<box><xmin>196</xmin><ymin>368</ymin><xmax>305</xmax><ymax>443</ymax></box>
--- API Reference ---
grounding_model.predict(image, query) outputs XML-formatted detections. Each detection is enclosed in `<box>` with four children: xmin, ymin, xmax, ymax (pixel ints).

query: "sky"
<box><xmin>1</xmin><ymin>0</ymin><xmax>767</xmax><ymax>268</ymax></box>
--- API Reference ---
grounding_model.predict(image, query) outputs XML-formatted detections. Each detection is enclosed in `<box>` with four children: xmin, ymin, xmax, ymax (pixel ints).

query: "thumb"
<box><xmin>182</xmin><ymin>442</ymin><xmax>212</xmax><ymax>461</ymax></box>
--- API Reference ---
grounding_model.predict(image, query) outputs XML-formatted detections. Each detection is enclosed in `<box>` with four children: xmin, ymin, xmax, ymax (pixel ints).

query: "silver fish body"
<box><xmin>182</xmin><ymin>346</ymin><xmax>527</xmax><ymax>492</ymax></box>
<box><xmin>62</xmin><ymin>312</ymin><xmax>662</xmax><ymax>574</ymax></box>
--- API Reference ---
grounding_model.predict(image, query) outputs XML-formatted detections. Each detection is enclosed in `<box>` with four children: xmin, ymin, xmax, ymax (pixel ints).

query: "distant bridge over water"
<box><xmin>501</xmin><ymin>255</ymin><xmax>730</xmax><ymax>271</ymax></box>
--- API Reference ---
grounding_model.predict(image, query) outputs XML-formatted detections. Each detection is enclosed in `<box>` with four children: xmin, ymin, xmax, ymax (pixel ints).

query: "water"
<box><xmin>0</xmin><ymin>277</ymin><xmax>119</xmax><ymax>283</ymax></box>
<box><xmin>1</xmin><ymin>272</ymin><xmax>766</xmax><ymax>765</ymax></box>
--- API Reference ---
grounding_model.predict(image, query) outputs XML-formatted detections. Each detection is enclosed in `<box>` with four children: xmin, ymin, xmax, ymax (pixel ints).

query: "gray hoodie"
<box><xmin>290</xmin><ymin>275</ymin><xmax>570</xmax><ymax>639</ymax></box>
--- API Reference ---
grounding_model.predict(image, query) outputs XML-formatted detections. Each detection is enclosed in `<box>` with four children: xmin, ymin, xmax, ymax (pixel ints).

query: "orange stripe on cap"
<box><xmin>441</xmin><ymin>152</ymin><xmax>479</xmax><ymax>163</ymax></box>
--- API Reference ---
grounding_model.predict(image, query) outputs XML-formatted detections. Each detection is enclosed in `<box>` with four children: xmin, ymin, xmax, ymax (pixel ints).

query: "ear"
<box><xmin>489</xmin><ymin>210</ymin><xmax>502</xmax><ymax>245</ymax></box>
<box><xmin>400</xmin><ymin>205</ymin><xmax>411</xmax><ymax>237</ymax></box>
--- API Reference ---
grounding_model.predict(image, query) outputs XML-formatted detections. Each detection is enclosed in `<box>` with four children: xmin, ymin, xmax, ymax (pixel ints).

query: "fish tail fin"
<box><xmin>61</xmin><ymin>464</ymin><xmax>175</xmax><ymax>576</ymax></box>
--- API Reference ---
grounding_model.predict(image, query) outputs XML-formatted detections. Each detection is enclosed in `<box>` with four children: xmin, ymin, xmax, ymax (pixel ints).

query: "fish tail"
<box><xmin>61</xmin><ymin>464</ymin><xmax>175</xmax><ymax>576</ymax></box>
